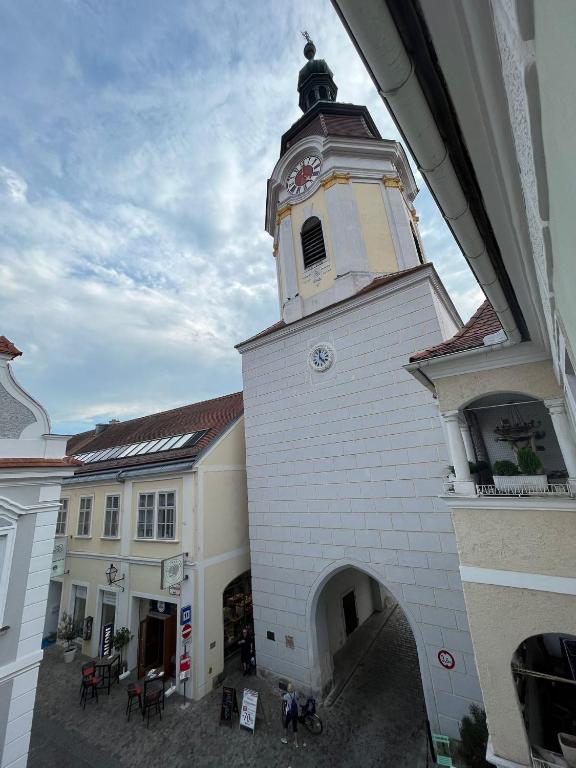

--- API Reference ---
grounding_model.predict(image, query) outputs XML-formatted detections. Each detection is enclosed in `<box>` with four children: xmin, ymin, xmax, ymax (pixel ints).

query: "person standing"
<box><xmin>238</xmin><ymin>627</ymin><xmax>254</xmax><ymax>676</ymax></box>
<box><xmin>281</xmin><ymin>683</ymin><xmax>305</xmax><ymax>748</ymax></box>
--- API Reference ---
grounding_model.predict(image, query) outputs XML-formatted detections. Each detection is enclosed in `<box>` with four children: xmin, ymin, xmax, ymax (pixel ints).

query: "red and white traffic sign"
<box><xmin>438</xmin><ymin>649</ymin><xmax>455</xmax><ymax>670</ymax></box>
<box><xmin>181</xmin><ymin>623</ymin><xmax>192</xmax><ymax>641</ymax></box>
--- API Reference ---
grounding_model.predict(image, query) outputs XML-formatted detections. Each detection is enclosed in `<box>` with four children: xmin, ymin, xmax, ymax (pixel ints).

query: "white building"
<box><xmin>0</xmin><ymin>336</ymin><xmax>75</xmax><ymax>768</ymax></box>
<box><xmin>332</xmin><ymin>2</ymin><xmax>576</xmax><ymax>766</ymax></box>
<box><xmin>237</xmin><ymin>42</ymin><xmax>483</xmax><ymax>739</ymax></box>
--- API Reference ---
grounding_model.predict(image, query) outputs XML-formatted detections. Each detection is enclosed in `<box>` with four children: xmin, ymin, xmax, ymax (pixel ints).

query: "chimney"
<box><xmin>94</xmin><ymin>418</ymin><xmax>120</xmax><ymax>435</ymax></box>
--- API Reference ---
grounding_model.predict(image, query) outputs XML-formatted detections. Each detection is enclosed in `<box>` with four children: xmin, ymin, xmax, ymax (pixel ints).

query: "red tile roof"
<box><xmin>410</xmin><ymin>300</ymin><xmax>501</xmax><ymax>362</ymax></box>
<box><xmin>0</xmin><ymin>457</ymin><xmax>82</xmax><ymax>469</ymax></box>
<box><xmin>67</xmin><ymin>391</ymin><xmax>244</xmax><ymax>475</ymax></box>
<box><xmin>237</xmin><ymin>265</ymin><xmax>430</xmax><ymax>347</ymax></box>
<box><xmin>0</xmin><ymin>336</ymin><xmax>22</xmax><ymax>359</ymax></box>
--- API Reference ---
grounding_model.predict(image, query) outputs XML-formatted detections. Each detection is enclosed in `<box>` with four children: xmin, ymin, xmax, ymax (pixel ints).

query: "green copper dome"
<box><xmin>297</xmin><ymin>36</ymin><xmax>338</xmax><ymax>113</ymax></box>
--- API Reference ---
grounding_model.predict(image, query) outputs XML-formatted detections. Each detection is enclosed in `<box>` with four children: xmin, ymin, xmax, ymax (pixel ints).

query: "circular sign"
<box><xmin>438</xmin><ymin>649</ymin><xmax>455</xmax><ymax>670</ymax></box>
<box><xmin>181</xmin><ymin>623</ymin><xmax>192</xmax><ymax>641</ymax></box>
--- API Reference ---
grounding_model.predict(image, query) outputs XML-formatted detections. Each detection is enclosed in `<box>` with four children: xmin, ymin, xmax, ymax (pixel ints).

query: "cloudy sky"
<box><xmin>0</xmin><ymin>0</ymin><xmax>482</xmax><ymax>436</ymax></box>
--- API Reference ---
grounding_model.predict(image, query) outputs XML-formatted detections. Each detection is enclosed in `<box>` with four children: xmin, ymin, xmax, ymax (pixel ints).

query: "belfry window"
<box><xmin>411</xmin><ymin>222</ymin><xmax>425</xmax><ymax>265</ymax></box>
<box><xmin>301</xmin><ymin>216</ymin><xmax>326</xmax><ymax>269</ymax></box>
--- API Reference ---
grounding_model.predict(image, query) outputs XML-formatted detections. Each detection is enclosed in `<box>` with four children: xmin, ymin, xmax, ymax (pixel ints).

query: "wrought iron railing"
<box><xmin>477</xmin><ymin>483</ymin><xmax>574</xmax><ymax>497</ymax></box>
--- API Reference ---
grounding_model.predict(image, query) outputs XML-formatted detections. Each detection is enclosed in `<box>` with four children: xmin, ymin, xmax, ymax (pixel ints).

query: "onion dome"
<box><xmin>297</xmin><ymin>35</ymin><xmax>338</xmax><ymax>113</ymax></box>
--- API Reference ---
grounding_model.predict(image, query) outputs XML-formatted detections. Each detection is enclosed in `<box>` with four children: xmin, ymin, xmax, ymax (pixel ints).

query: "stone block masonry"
<box><xmin>239</xmin><ymin>272</ymin><xmax>483</xmax><ymax>739</ymax></box>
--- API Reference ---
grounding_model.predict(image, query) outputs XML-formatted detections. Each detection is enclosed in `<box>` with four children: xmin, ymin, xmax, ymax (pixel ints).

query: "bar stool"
<box><xmin>79</xmin><ymin>663</ymin><xmax>101</xmax><ymax>709</ymax></box>
<box><xmin>125</xmin><ymin>683</ymin><xmax>143</xmax><ymax>721</ymax></box>
<box><xmin>142</xmin><ymin>688</ymin><xmax>162</xmax><ymax>728</ymax></box>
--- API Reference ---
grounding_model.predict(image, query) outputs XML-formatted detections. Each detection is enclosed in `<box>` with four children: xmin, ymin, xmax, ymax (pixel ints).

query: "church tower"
<box><xmin>238</xmin><ymin>40</ymin><xmax>482</xmax><ymax>742</ymax></box>
<box><xmin>267</xmin><ymin>37</ymin><xmax>425</xmax><ymax>324</ymax></box>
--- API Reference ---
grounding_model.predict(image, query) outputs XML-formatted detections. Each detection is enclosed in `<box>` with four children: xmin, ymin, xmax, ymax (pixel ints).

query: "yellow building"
<box><xmin>48</xmin><ymin>392</ymin><xmax>250</xmax><ymax>700</ymax></box>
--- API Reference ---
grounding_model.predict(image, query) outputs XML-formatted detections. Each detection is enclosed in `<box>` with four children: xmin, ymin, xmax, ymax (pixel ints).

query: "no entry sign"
<box><xmin>438</xmin><ymin>649</ymin><xmax>456</xmax><ymax>670</ymax></box>
<box><xmin>181</xmin><ymin>623</ymin><xmax>192</xmax><ymax>642</ymax></box>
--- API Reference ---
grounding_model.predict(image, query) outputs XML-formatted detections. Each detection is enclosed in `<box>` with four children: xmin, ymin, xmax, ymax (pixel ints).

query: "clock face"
<box><xmin>287</xmin><ymin>155</ymin><xmax>322</xmax><ymax>196</ymax></box>
<box><xmin>309</xmin><ymin>343</ymin><xmax>334</xmax><ymax>373</ymax></box>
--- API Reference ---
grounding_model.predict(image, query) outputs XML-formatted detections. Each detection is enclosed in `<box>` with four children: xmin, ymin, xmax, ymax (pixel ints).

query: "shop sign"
<box><xmin>161</xmin><ymin>553</ymin><xmax>184</xmax><ymax>590</ymax></box>
<box><xmin>169</xmin><ymin>584</ymin><xmax>181</xmax><ymax>597</ymax></box>
<box><xmin>181</xmin><ymin>605</ymin><xmax>191</xmax><ymax>625</ymax></box>
<box><xmin>102</xmin><ymin>622</ymin><xmax>114</xmax><ymax>657</ymax></box>
<box><xmin>51</xmin><ymin>537</ymin><xmax>67</xmax><ymax>577</ymax></box>
<box><xmin>220</xmin><ymin>686</ymin><xmax>238</xmax><ymax>725</ymax></box>
<box><xmin>240</xmin><ymin>688</ymin><xmax>259</xmax><ymax>733</ymax></box>
<box><xmin>181</xmin><ymin>623</ymin><xmax>192</xmax><ymax>642</ymax></box>
<box><xmin>179</xmin><ymin>653</ymin><xmax>191</xmax><ymax>681</ymax></box>
<box><xmin>438</xmin><ymin>649</ymin><xmax>456</xmax><ymax>670</ymax></box>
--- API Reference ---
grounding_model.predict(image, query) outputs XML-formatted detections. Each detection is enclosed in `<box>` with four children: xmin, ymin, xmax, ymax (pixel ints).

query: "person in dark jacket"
<box><xmin>238</xmin><ymin>627</ymin><xmax>254</xmax><ymax>676</ymax></box>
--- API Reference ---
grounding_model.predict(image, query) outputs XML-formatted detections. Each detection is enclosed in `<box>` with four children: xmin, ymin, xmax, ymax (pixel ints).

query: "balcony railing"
<box><xmin>443</xmin><ymin>481</ymin><xmax>575</xmax><ymax>497</ymax></box>
<box><xmin>477</xmin><ymin>483</ymin><xmax>574</xmax><ymax>497</ymax></box>
<box><xmin>531</xmin><ymin>748</ymin><xmax>566</xmax><ymax>768</ymax></box>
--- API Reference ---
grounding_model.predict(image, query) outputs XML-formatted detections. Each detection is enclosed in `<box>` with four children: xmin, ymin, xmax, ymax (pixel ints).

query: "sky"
<box><xmin>0</xmin><ymin>0</ymin><xmax>483</xmax><ymax>436</ymax></box>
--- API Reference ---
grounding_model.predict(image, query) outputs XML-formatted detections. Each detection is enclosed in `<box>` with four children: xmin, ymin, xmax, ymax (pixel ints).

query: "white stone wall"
<box><xmin>240</xmin><ymin>273</ymin><xmax>483</xmax><ymax>738</ymax></box>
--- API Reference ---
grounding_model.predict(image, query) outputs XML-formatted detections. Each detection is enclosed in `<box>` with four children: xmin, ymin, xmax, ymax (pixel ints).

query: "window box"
<box><xmin>493</xmin><ymin>474</ymin><xmax>549</xmax><ymax>492</ymax></box>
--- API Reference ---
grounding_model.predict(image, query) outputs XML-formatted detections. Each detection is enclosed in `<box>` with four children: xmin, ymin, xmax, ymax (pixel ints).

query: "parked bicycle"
<box><xmin>298</xmin><ymin>697</ymin><xmax>323</xmax><ymax>734</ymax></box>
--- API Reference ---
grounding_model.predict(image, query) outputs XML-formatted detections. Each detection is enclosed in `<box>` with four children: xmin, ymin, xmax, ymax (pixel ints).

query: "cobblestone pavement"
<box><xmin>29</xmin><ymin>608</ymin><xmax>428</xmax><ymax>768</ymax></box>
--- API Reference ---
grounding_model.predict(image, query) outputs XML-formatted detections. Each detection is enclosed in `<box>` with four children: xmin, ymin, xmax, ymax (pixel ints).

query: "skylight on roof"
<box><xmin>74</xmin><ymin>430</ymin><xmax>208</xmax><ymax>464</ymax></box>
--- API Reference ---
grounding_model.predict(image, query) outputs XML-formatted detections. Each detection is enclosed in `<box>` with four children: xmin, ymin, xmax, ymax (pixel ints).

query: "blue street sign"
<box><xmin>181</xmin><ymin>604</ymin><xmax>191</xmax><ymax>625</ymax></box>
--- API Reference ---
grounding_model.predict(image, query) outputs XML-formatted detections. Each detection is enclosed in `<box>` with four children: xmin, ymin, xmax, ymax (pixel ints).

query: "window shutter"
<box><xmin>301</xmin><ymin>217</ymin><xmax>326</xmax><ymax>269</ymax></box>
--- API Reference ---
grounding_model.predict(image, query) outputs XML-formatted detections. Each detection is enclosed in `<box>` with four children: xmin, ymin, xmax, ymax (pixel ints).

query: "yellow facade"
<box><xmin>57</xmin><ymin>416</ymin><xmax>249</xmax><ymax>700</ymax></box>
<box><xmin>352</xmin><ymin>182</ymin><xmax>398</xmax><ymax>274</ymax></box>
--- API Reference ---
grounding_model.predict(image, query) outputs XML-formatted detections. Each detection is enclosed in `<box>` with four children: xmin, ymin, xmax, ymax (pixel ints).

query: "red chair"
<box><xmin>79</xmin><ymin>662</ymin><xmax>101</xmax><ymax>709</ymax></box>
<box><xmin>126</xmin><ymin>683</ymin><xmax>143</xmax><ymax>721</ymax></box>
<box><xmin>142</xmin><ymin>688</ymin><xmax>162</xmax><ymax>728</ymax></box>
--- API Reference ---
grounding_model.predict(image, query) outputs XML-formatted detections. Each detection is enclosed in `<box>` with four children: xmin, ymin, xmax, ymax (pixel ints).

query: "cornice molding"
<box><xmin>442</xmin><ymin>494</ymin><xmax>576</xmax><ymax>513</ymax></box>
<box><xmin>320</xmin><ymin>171</ymin><xmax>350</xmax><ymax>190</ymax></box>
<box><xmin>238</xmin><ymin>265</ymin><xmax>437</xmax><ymax>353</ymax></box>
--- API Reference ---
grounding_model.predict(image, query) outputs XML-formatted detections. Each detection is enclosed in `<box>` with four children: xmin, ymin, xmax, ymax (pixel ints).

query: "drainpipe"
<box><xmin>331</xmin><ymin>0</ymin><xmax>522</xmax><ymax>345</ymax></box>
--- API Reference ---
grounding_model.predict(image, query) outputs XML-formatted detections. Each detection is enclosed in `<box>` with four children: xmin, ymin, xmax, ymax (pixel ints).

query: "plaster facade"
<box><xmin>57</xmin><ymin>417</ymin><xmax>249</xmax><ymax>701</ymax></box>
<box><xmin>239</xmin><ymin>268</ymin><xmax>483</xmax><ymax>739</ymax></box>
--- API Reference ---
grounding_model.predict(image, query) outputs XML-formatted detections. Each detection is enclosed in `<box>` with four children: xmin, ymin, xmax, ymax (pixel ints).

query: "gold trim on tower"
<box><xmin>320</xmin><ymin>171</ymin><xmax>350</xmax><ymax>190</ymax></box>
<box><xmin>276</xmin><ymin>203</ymin><xmax>292</xmax><ymax>224</ymax></box>
<box><xmin>272</xmin><ymin>242</ymin><xmax>278</xmax><ymax>257</ymax></box>
<box><xmin>383</xmin><ymin>175</ymin><xmax>402</xmax><ymax>189</ymax></box>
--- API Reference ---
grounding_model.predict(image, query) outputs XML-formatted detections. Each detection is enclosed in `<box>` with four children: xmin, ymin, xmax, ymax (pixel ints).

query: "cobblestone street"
<box><xmin>29</xmin><ymin>608</ymin><xmax>428</xmax><ymax>768</ymax></box>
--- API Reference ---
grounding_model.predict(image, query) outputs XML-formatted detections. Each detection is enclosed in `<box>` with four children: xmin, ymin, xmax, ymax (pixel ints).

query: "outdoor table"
<box><xmin>94</xmin><ymin>654</ymin><xmax>120</xmax><ymax>695</ymax></box>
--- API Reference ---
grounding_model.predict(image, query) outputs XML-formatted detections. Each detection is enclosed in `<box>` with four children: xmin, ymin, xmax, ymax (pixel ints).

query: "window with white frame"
<box><xmin>72</xmin><ymin>584</ymin><xmax>87</xmax><ymax>638</ymax></box>
<box><xmin>56</xmin><ymin>498</ymin><xmax>68</xmax><ymax>536</ymax></box>
<box><xmin>137</xmin><ymin>491</ymin><xmax>176</xmax><ymax>540</ymax></box>
<box><xmin>0</xmin><ymin>515</ymin><xmax>17</xmax><ymax>627</ymax></box>
<box><xmin>77</xmin><ymin>497</ymin><xmax>92</xmax><ymax>537</ymax></box>
<box><xmin>103</xmin><ymin>495</ymin><xmax>120</xmax><ymax>538</ymax></box>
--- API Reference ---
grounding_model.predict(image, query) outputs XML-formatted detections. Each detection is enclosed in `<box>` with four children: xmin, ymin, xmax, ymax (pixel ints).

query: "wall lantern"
<box><xmin>105</xmin><ymin>562</ymin><xmax>125</xmax><ymax>592</ymax></box>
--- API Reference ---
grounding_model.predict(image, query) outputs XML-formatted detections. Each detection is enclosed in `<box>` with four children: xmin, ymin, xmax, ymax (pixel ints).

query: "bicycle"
<box><xmin>298</xmin><ymin>697</ymin><xmax>323</xmax><ymax>735</ymax></box>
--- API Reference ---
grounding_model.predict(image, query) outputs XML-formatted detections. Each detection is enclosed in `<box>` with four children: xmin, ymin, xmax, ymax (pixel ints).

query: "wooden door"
<box><xmin>137</xmin><ymin>618</ymin><xmax>147</xmax><ymax>678</ymax></box>
<box><xmin>163</xmin><ymin>614</ymin><xmax>177</xmax><ymax>678</ymax></box>
<box><xmin>342</xmin><ymin>591</ymin><xmax>359</xmax><ymax>636</ymax></box>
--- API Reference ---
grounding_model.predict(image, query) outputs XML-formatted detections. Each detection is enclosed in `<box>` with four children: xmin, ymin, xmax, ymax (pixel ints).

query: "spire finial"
<box><xmin>301</xmin><ymin>30</ymin><xmax>316</xmax><ymax>61</ymax></box>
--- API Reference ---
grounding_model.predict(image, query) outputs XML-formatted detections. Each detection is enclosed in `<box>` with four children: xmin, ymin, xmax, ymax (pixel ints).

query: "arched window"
<box><xmin>411</xmin><ymin>222</ymin><xmax>425</xmax><ymax>265</ymax></box>
<box><xmin>319</xmin><ymin>86</ymin><xmax>327</xmax><ymax>100</ymax></box>
<box><xmin>301</xmin><ymin>216</ymin><xmax>327</xmax><ymax>269</ymax></box>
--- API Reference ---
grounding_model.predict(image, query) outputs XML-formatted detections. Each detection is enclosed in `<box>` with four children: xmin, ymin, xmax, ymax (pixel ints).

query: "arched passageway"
<box><xmin>513</xmin><ymin>633</ymin><xmax>576</xmax><ymax>765</ymax></box>
<box><xmin>310</xmin><ymin>564</ymin><xmax>430</xmax><ymax>764</ymax></box>
<box><xmin>222</xmin><ymin>570</ymin><xmax>253</xmax><ymax>660</ymax></box>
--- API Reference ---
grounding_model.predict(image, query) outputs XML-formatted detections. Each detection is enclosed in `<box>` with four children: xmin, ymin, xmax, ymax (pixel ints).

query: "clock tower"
<box><xmin>237</xmin><ymin>40</ymin><xmax>482</xmax><ymax>742</ymax></box>
<box><xmin>267</xmin><ymin>38</ymin><xmax>425</xmax><ymax>324</ymax></box>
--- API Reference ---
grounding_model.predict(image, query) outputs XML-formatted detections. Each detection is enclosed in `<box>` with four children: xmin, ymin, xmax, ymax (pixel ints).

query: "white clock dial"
<box><xmin>286</xmin><ymin>155</ymin><xmax>322</xmax><ymax>196</ymax></box>
<box><xmin>309</xmin><ymin>343</ymin><xmax>334</xmax><ymax>373</ymax></box>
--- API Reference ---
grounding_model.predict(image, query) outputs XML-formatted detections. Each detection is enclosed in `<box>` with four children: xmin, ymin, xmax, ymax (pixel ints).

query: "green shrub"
<box><xmin>516</xmin><ymin>446</ymin><xmax>543</xmax><ymax>475</ymax></box>
<box><xmin>459</xmin><ymin>704</ymin><xmax>491</xmax><ymax>768</ymax></box>
<box><xmin>493</xmin><ymin>459</ymin><xmax>519</xmax><ymax>476</ymax></box>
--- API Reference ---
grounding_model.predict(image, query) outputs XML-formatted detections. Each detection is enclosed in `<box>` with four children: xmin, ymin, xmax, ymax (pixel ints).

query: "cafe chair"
<box><xmin>142</xmin><ymin>688</ymin><xmax>162</xmax><ymax>728</ymax></box>
<box><xmin>126</xmin><ymin>683</ymin><xmax>143</xmax><ymax>722</ymax></box>
<box><xmin>79</xmin><ymin>662</ymin><xmax>101</xmax><ymax>709</ymax></box>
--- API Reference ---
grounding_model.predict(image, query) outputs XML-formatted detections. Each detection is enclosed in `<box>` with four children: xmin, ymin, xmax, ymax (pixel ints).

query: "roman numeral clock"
<box><xmin>286</xmin><ymin>155</ymin><xmax>322</xmax><ymax>195</ymax></box>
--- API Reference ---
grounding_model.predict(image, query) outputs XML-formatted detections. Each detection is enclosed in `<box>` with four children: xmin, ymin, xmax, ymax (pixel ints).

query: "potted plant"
<box><xmin>516</xmin><ymin>446</ymin><xmax>547</xmax><ymax>490</ymax></box>
<box><xmin>57</xmin><ymin>612</ymin><xmax>77</xmax><ymax>663</ymax></box>
<box><xmin>113</xmin><ymin>626</ymin><xmax>133</xmax><ymax>678</ymax></box>
<box><xmin>492</xmin><ymin>459</ymin><xmax>520</xmax><ymax>490</ymax></box>
<box><xmin>459</xmin><ymin>704</ymin><xmax>491</xmax><ymax>767</ymax></box>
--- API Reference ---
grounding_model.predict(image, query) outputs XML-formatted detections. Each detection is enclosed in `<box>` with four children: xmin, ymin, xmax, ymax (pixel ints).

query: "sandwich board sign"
<box><xmin>239</xmin><ymin>688</ymin><xmax>259</xmax><ymax>733</ymax></box>
<box><xmin>220</xmin><ymin>686</ymin><xmax>239</xmax><ymax>725</ymax></box>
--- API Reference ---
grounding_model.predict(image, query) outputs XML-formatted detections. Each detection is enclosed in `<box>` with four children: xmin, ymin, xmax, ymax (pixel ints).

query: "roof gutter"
<box><xmin>62</xmin><ymin>460</ymin><xmax>197</xmax><ymax>486</ymax></box>
<box><xmin>331</xmin><ymin>0</ymin><xmax>523</xmax><ymax>345</ymax></box>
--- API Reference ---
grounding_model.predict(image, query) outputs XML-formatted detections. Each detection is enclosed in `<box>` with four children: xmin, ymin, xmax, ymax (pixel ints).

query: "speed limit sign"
<box><xmin>438</xmin><ymin>649</ymin><xmax>455</xmax><ymax>670</ymax></box>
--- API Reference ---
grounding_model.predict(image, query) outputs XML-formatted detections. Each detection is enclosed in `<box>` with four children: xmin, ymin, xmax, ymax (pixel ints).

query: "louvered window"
<box><xmin>301</xmin><ymin>216</ymin><xmax>326</xmax><ymax>269</ymax></box>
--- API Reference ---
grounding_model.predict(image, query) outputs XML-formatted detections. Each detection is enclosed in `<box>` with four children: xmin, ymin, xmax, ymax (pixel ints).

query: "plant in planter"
<box><xmin>493</xmin><ymin>448</ymin><xmax>548</xmax><ymax>491</ymax></box>
<box><xmin>57</xmin><ymin>612</ymin><xmax>77</xmax><ymax>663</ymax></box>
<box><xmin>113</xmin><ymin>627</ymin><xmax>133</xmax><ymax>673</ymax></box>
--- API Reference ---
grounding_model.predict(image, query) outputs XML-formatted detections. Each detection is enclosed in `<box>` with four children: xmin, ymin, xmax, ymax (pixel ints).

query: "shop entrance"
<box><xmin>100</xmin><ymin>591</ymin><xmax>116</xmax><ymax>656</ymax></box>
<box><xmin>223</xmin><ymin>571</ymin><xmax>252</xmax><ymax>659</ymax></box>
<box><xmin>137</xmin><ymin>600</ymin><xmax>177</xmax><ymax>680</ymax></box>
